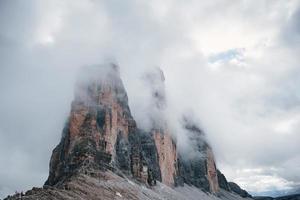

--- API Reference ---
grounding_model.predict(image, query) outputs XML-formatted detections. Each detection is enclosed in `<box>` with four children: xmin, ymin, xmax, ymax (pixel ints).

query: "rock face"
<box><xmin>176</xmin><ymin>118</ymin><xmax>220</xmax><ymax>193</ymax></box>
<box><xmin>141</xmin><ymin>68</ymin><xmax>220</xmax><ymax>192</ymax></box>
<box><xmin>45</xmin><ymin>64</ymin><xmax>143</xmax><ymax>186</ymax></box>
<box><xmin>153</xmin><ymin>128</ymin><xmax>178</xmax><ymax>186</ymax></box>
<box><xmin>217</xmin><ymin>170</ymin><xmax>231</xmax><ymax>191</ymax></box>
<box><xmin>142</xmin><ymin>68</ymin><xmax>179</xmax><ymax>187</ymax></box>
<box><xmin>229</xmin><ymin>182</ymin><xmax>252</xmax><ymax>198</ymax></box>
<box><xmin>5</xmin><ymin>63</ymin><xmax>253</xmax><ymax>200</ymax></box>
<box><xmin>44</xmin><ymin>64</ymin><xmax>234</xmax><ymax>191</ymax></box>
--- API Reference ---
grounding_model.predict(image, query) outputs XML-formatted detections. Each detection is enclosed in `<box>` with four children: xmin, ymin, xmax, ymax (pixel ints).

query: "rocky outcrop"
<box><xmin>5</xmin><ymin>63</ymin><xmax>253</xmax><ymax>200</ymax></box>
<box><xmin>229</xmin><ymin>182</ymin><xmax>252</xmax><ymax>198</ymax></box>
<box><xmin>217</xmin><ymin>170</ymin><xmax>231</xmax><ymax>191</ymax></box>
<box><xmin>45</xmin><ymin>64</ymin><xmax>144</xmax><ymax>186</ymax></box>
<box><xmin>44</xmin><ymin>63</ymin><xmax>220</xmax><ymax>192</ymax></box>
<box><xmin>176</xmin><ymin>118</ymin><xmax>220</xmax><ymax>193</ymax></box>
<box><xmin>142</xmin><ymin>68</ymin><xmax>179</xmax><ymax>187</ymax></box>
<box><xmin>153</xmin><ymin>128</ymin><xmax>178</xmax><ymax>186</ymax></box>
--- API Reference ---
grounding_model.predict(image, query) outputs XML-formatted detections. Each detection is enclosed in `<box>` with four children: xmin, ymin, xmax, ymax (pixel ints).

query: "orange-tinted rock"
<box><xmin>46</xmin><ymin>64</ymin><xmax>222</xmax><ymax>194</ymax></box>
<box><xmin>45</xmin><ymin>64</ymin><xmax>142</xmax><ymax>186</ymax></box>
<box><xmin>153</xmin><ymin>129</ymin><xmax>178</xmax><ymax>186</ymax></box>
<box><xmin>206</xmin><ymin>147</ymin><xmax>220</xmax><ymax>193</ymax></box>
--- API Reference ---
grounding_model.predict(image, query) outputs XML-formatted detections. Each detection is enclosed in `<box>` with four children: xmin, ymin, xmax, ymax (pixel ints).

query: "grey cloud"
<box><xmin>0</xmin><ymin>0</ymin><xmax>38</xmax><ymax>45</ymax></box>
<box><xmin>1</xmin><ymin>0</ymin><xmax>300</xmax><ymax>198</ymax></box>
<box><xmin>281</xmin><ymin>6</ymin><xmax>300</xmax><ymax>46</ymax></box>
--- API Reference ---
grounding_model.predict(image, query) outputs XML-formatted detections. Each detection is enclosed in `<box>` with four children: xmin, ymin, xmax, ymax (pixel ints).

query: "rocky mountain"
<box><xmin>4</xmin><ymin>63</ymin><xmax>252</xmax><ymax>200</ymax></box>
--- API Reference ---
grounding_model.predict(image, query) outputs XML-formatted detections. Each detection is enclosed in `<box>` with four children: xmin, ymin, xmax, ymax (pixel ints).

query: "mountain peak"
<box><xmin>45</xmin><ymin>63</ymin><xmax>136</xmax><ymax>186</ymax></box>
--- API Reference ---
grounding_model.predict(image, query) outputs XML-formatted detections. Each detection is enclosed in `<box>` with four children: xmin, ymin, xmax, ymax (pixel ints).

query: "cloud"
<box><xmin>0</xmin><ymin>0</ymin><xmax>300</xmax><ymax>198</ymax></box>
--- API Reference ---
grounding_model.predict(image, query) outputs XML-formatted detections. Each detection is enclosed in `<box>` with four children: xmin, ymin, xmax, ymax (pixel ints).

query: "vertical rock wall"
<box><xmin>176</xmin><ymin>118</ymin><xmax>220</xmax><ymax>193</ymax></box>
<box><xmin>206</xmin><ymin>147</ymin><xmax>220</xmax><ymax>193</ymax></box>
<box><xmin>153</xmin><ymin>129</ymin><xmax>178</xmax><ymax>186</ymax></box>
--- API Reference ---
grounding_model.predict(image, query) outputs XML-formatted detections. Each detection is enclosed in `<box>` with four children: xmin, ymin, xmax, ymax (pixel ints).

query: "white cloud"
<box><xmin>237</xmin><ymin>174</ymin><xmax>298</xmax><ymax>194</ymax></box>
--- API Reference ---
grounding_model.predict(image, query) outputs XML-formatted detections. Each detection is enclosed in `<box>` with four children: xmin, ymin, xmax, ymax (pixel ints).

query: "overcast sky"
<box><xmin>0</xmin><ymin>0</ymin><xmax>300</xmax><ymax>198</ymax></box>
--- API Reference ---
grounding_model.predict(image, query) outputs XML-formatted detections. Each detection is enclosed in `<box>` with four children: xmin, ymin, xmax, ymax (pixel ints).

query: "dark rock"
<box><xmin>229</xmin><ymin>182</ymin><xmax>252</xmax><ymax>198</ymax></box>
<box><xmin>139</xmin><ymin>130</ymin><xmax>162</xmax><ymax>185</ymax></box>
<box><xmin>217</xmin><ymin>169</ymin><xmax>231</xmax><ymax>191</ymax></box>
<box><xmin>176</xmin><ymin>118</ymin><xmax>219</xmax><ymax>193</ymax></box>
<box><xmin>177</xmin><ymin>153</ymin><xmax>210</xmax><ymax>191</ymax></box>
<box><xmin>115</xmin><ymin>132</ymin><xmax>131</xmax><ymax>173</ymax></box>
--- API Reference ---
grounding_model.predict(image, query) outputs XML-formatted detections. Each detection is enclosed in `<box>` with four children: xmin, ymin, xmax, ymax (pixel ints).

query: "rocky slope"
<box><xmin>11</xmin><ymin>172</ymin><xmax>300</xmax><ymax>200</ymax></box>
<box><xmin>4</xmin><ymin>63</ymin><xmax>250</xmax><ymax>200</ymax></box>
<box><xmin>4</xmin><ymin>170</ymin><xmax>253</xmax><ymax>200</ymax></box>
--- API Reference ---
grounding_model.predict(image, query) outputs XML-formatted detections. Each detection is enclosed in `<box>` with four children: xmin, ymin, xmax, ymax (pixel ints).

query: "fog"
<box><xmin>1</xmin><ymin>0</ymin><xmax>300</xmax><ymax>198</ymax></box>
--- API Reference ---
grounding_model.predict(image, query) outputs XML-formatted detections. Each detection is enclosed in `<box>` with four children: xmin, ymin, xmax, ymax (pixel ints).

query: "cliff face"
<box><xmin>39</xmin><ymin>63</ymin><xmax>245</xmax><ymax>198</ymax></box>
<box><xmin>229</xmin><ymin>182</ymin><xmax>252</xmax><ymax>198</ymax></box>
<box><xmin>45</xmin><ymin>64</ymin><xmax>143</xmax><ymax>186</ymax></box>
<box><xmin>206</xmin><ymin>147</ymin><xmax>219</xmax><ymax>193</ymax></box>
<box><xmin>153</xmin><ymin>129</ymin><xmax>178</xmax><ymax>186</ymax></box>
<box><xmin>142</xmin><ymin>68</ymin><xmax>179</xmax><ymax>187</ymax></box>
<box><xmin>175</xmin><ymin>118</ymin><xmax>220</xmax><ymax>193</ymax></box>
